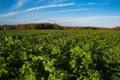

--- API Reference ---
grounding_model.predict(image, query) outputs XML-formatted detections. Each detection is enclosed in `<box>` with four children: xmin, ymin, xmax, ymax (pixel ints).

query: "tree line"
<box><xmin>0</xmin><ymin>23</ymin><xmax>62</xmax><ymax>30</ymax></box>
<box><xmin>0</xmin><ymin>23</ymin><xmax>120</xmax><ymax>30</ymax></box>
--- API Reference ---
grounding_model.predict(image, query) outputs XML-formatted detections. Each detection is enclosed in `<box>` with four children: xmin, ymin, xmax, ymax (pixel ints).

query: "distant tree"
<box><xmin>113</xmin><ymin>26</ymin><xmax>120</xmax><ymax>30</ymax></box>
<box><xmin>9</xmin><ymin>25</ymin><xmax>16</xmax><ymax>30</ymax></box>
<box><xmin>3</xmin><ymin>24</ymin><xmax>9</xmax><ymax>30</ymax></box>
<box><xmin>52</xmin><ymin>23</ymin><xmax>61</xmax><ymax>29</ymax></box>
<box><xmin>0</xmin><ymin>25</ymin><xmax>3</xmax><ymax>30</ymax></box>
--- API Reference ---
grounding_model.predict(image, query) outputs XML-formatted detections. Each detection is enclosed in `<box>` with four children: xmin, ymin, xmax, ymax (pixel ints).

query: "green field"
<box><xmin>0</xmin><ymin>30</ymin><xmax>120</xmax><ymax>80</ymax></box>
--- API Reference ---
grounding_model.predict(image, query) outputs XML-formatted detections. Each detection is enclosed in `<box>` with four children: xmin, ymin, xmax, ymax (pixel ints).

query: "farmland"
<box><xmin>0</xmin><ymin>30</ymin><xmax>120</xmax><ymax>80</ymax></box>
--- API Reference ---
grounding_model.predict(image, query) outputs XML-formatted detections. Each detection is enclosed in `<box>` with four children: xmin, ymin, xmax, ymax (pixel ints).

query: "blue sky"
<box><xmin>0</xmin><ymin>0</ymin><xmax>120</xmax><ymax>27</ymax></box>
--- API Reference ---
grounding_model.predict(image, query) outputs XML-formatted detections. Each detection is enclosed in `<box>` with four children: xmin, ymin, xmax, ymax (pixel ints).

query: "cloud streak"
<box><xmin>32</xmin><ymin>0</ymin><xmax>73</xmax><ymax>4</ymax></box>
<box><xmin>24</xmin><ymin>3</ymin><xmax>75</xmax><ymax>12</ymax></box>
<box><xmin>0</xmin><ymin>11</ymin><xmax>21</xmax><ymax>18</ymax></box>
<box><xmin>0</xmin><ymin>3</ymin><xmax>75</xmax><ymax>18</ymax></box>
<box><xmin>13</xmin><ymin>0</ymin><xmax>27</xmax><ymax>9</ymax></box>
<box><xmin>46</xmin><ymin>8</ymin><xmax>90</xmax><ymax>14</ymax></box>
<box><xmin>79</xmin><ymin>2</ymin><xmax>108</xmax><ymax>6</ymax></box>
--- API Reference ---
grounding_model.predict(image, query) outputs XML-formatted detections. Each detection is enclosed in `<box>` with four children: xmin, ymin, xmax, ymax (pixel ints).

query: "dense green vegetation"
<box><xmin>0</xmin><ymin>30</ymin><xmax>120</xmax><ymax>80</ymax></box>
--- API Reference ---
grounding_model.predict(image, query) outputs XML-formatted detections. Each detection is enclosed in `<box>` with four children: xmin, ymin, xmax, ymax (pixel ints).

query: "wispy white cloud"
<box><xmin>13</xmin><ymin>0</ymin><xmax>27</xmax><ymax>9</ymax></box>
<box><xmin>0</xmin><ymin>11</ymin><xmax>21</xmax><ymax>18</ymax></box>
<box><xmin>0</xmin><ymin>3</ymin><xmax>75</xmax><ymax>18</ymax></box>
<box><xmin>32</xmin><ymin>0</ymin><xmax>74</xmax><ymax>4</ymax></box>
<box><xmin>79</xmin><ymin>2</ymin><xmax>108</xmax><ymax>6</ymax></box>
<box><xmin>24</xmin><ymin>3</ymin><xmax>75</xmax><ymax>12</ymax></box>
<box><xmin>16</xmin><ymin>0</ymin><xmax>26</xmax><ymax>7</ymax></box>
<box><xmin>46</xmin><ymin>8</ymin><xmax>90</xmax><ymax>14</ymax></box>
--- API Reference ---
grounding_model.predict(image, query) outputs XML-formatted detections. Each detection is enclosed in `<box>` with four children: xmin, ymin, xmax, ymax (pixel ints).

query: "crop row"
<box><xmin>0</xmin><ymin>30</ymin><xmax>120</xmax><ymax>80</ymax></box>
